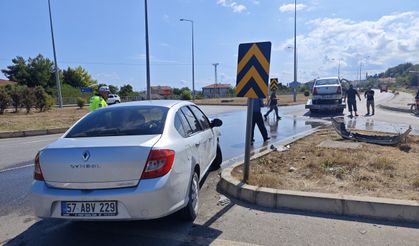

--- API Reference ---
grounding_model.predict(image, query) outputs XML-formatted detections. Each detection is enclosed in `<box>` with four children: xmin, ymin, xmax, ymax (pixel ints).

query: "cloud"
<box><xmin>276</xmin><ymin>11</ymin><xmax>419</xmax><ymax>82</ymax></box>
<box><xmin>217</xmin><ymin>0</ymin><xmax>247</xmax><ymax>13</ymax></box>
<box><xmin>279</xmin><ymin>3</ymin><xmax>307</xmax><ymax>13</ymax></box>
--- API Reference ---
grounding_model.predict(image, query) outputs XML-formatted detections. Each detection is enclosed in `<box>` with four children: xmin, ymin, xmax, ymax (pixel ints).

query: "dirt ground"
<box><xmin>232</xmin><ymin>128</ymin><xmax>419</xmax><ymax>201</ymax></box>
<box><xmin>0</xmin><ymin>107</ymin><xmax>89</xmax><ymax>132</ymax></box>
<box><xmin>194</xmin><ymin>94</ymin><xmax>307</xmax><ymax>106</ymax></box>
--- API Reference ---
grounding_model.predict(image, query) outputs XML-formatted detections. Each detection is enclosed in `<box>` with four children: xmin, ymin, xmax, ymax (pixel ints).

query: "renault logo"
<box><xmin>82</xmin><ymin>151</ymin><xmax>90</xmax><ymax>162</ymax></box>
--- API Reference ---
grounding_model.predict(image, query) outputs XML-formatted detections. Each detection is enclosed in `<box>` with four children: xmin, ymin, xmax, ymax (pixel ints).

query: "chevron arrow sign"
<box><xmin>236</xmin><ymin>42</ymin><xmax>272</xmax><ymax>98</ymax></box>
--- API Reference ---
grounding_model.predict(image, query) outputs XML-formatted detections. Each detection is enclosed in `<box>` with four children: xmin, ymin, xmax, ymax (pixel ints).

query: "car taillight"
<box><xmin>313</xmin><ymin>87</ymin><xmax>318</xmax><ymax>95</ymax></box>
<box><xmin>337</xmin><ymin>86</ymin><xmax>342</xmax><ymax>94</ymax></box>
<box><xmin>141</xmin><ymin>149</ymin><xmax>175</xmax><ymax>179</ymax></box>
<box><xmin>34</xmin><ymin>152</ymin><xmax>44</xmax><ymax>181</ymax></box>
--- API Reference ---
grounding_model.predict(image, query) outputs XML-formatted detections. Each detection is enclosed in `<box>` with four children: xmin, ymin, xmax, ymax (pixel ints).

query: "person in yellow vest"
<box><xmin>89</xmin><ymin>86</ymin><xmax>110</xmax><ymax>111</ymax></box>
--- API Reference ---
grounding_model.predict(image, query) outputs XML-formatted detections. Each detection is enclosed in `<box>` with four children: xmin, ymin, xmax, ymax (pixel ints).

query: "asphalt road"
<box><xmin>1</xmin><ymin>101</ymin><xmax>419</xmax><ymax>245</ymax></box>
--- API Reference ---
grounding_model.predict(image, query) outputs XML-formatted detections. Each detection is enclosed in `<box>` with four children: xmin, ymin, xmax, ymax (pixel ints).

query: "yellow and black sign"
<box><xmin>236</xmin><ymin>42</ymin><xmax>272</xmax><ymax>98</ymax></box>
<box><xmin>270</xmin><ymin>78</ymin><xmax>278</xmax><ymax>91</ymax></box>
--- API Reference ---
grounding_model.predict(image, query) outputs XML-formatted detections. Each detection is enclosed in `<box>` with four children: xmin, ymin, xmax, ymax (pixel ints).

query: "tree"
<box><xmin>21</xmin><ymin>87</ymin><xmax>35</xmax><ymax>113</ymax></box>
<box><xmin>5</xmin><ymin>84</ymin><xmax>24</xmax><ymax>112</ymax></box>
<box><xmin>34</xmin><ymin>86</ymin><xmax>54</xmax><ymax>112</ymax></box>
<box><xmin>180</xmin><ymin>90</ymin><xmax>192</xmax><ymax>100</ymax></box>
<box><xmin>172</xmin><ymin>88</ymin><xmax>182</xmax><ymax>96</ymax></box>
<box><xmin>1</xmin><ymin>54</ymin><xmax>59</xmax><ymax>89</ymax></box>
<box><xmin>109</xmin><ymin>85</ymin><xmax>119</xmax><ymax>94</ymax></box>
<box><xmin>0</xmin><ymin>88</ymin><xmax>11</xmax><ymax>114</ymax></box>
<box><xmin>27</xmin><ymin>54</ymin><xmax>57</xmax><ymax>88</ymax></box>
<box><xmin>1</xmin><ymin>56</ymin><xmax>30</xmax><ymax>85</ymax></box>
<box><xmin>63</xmin><ymin>66</ymin><xmax>97</xmax><ymax>88</ymax></box>
<box><xmin>119</xmin><ymin>84</ymin><xmax>134</xmax><ymax>97</ymax></box>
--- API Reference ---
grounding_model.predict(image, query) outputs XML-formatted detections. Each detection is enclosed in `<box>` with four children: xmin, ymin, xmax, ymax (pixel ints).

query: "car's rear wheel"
<box><xmin>179</xmin><ymin>171</ymin><xmax>199</xmax><ymax>221</ymax></box>
<box><xmin>210</xmin><ymin>144</ymin><xmax>222</xmax><ymax>171</ymax></box>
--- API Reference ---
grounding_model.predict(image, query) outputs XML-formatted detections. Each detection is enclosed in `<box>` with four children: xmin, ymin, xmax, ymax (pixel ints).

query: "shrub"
<box><xmin>304</xmin><ymin>90</ymin><xmax>310</xmax><ymax>97</ymax></box>
<box><xmin>21</xmin><ymin>87</ymin><xmax>35</xmax><ymax>113</ymax></box>
<box><xmin>5</xmin><ymin>84</ymin><xmax>24</xmax><ymax>112</ymax></box>
<box><xmin>34</xmin><ymin>86</ymin><xmax>54</xmax><ymax>112</ymax></box>
<box><xmin>180</xmin><ymin>90</ymin><xmax>192</xmax><ymax>100</ymax></box>
<box><xmin>77</xmin><ymin>97</ymin><xmax>85</xmax><ymax>109</ymax></box>
<box><xmin>0</xmin><ymin>88</ymin><xmax>11</xmax><ymax>114</ymax></box>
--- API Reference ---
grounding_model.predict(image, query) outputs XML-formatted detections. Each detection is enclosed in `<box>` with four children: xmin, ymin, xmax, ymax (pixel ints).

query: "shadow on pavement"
<box><xmin>6</xmin><ymin>214</ymin><xmax>224</xmax><ymax>246</ymax></box>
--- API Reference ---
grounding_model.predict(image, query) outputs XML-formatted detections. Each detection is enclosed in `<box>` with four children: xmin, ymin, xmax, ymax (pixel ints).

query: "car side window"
<box><xmin>189</xmin><ymin>106</ymin><xmax>211</xmax><ymax>130</ymax></box>
<box><xmin>180</xmin><ymin>107</ymin><xmax>202</xmax><ymax>134</ymax></box>
<box><xmin>174</xmin><ymin>111</ymin><xmax>188</xmax><ymax>137</ymax></box>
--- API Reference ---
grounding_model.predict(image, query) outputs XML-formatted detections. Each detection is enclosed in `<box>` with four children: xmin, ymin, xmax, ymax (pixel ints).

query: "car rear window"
<box><xmin>66</xmin><ymin>106</ymin><xmax>168</xmax><ymax>138</ymax></box>
<box><xmin>315</xmin><ymin>79</ymin><xmax>339</xmax><ymax>86</ymax></box>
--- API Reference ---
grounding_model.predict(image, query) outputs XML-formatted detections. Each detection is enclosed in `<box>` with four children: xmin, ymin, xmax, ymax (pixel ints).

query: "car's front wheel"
<box><xmin>210</xmin><ymin>144</ymin><xmax>222</xmax><ymax>170</ymax></box>
<box><xmin>179</xmin><ymin>171</ymin><xmax>199</xmax><ymax>221</ymax></box>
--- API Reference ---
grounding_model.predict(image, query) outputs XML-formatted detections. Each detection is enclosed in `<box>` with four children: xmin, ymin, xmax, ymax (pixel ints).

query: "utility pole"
<box><xmin>144</xmin><ymin>0</ymin><xmax>151</xmax><ymax>100</ymax></box>
<box><xmin>213</xmin><ymin>63</ymin><xmax>219</xmax><ymax>97</ymax></box>
<box><xmin>293</xmin><ymin>0</ymin><xmax>297</xmax><ymax>102</ymax></box>
<box><xmin>180</xmin><ymin>19</ymin><xmax>195</xmax><ymax>101</ymax></box>
<box><xmin>48</xmin><ymin>0</ymin><xmax>63</xmax><ymax>108</ymax></box>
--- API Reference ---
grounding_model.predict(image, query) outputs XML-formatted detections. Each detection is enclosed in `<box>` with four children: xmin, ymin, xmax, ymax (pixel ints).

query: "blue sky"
<box><xmin>1</xmin><ymin>0</ymin><xmax>419</xmax><ymax>91</ymax></box>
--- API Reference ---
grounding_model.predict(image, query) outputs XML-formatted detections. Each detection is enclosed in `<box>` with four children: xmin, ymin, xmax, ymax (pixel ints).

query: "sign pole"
<box><xmin>243</xmin><ymin>98</ymin><xmax>254</xmax><ymax>183</ymax></box>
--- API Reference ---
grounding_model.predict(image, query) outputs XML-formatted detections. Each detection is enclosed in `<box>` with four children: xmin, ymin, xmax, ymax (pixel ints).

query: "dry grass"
<box><xmin>232</xmin><ymin>128</ymin><xmax>419</xmax><ymax>201</ymax></box>
<box><xmin>194</xmin><ymin>94</ymin><xmax>307</xmax><ymax>106</ymax></box>
<box><xmin>0</xmin><ymin>107</ymin><xmax>89</xmax><ymax>132</ymax></box>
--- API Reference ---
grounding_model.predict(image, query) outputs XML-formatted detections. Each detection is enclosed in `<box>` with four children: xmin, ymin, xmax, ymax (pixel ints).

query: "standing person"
<box><xmin>344</xmin><ymin>84</ymin><xmax>361</xmax><ymax>118</ymax></box>
<box><xmin>364</xmin><ymin>86</ymin><xmax>375</xmax><ymax>115</ymax></box>
<box><xmin>264</xmin><ymin>91</ymin><xmax>281</xmax><ymax>121</ymax></box>
<box><xmin>89</xmin><ymin>86</ymin><xmax>110</xmax><ymax>111</ymax></box>
<box><xmin>251</xmin><ymin>98</ymin><xmax>270</xmax><ymax>144</ymax></box>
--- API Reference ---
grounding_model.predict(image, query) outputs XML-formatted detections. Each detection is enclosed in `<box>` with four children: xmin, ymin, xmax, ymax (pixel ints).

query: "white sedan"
<box><xmin>31</xmin><ymin>100</ymin><xmax>223</xmax><ymax>221</ymax></box>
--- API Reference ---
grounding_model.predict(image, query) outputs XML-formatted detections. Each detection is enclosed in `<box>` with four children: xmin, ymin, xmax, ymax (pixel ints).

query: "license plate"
<box><xmin>61</xmin><ymin>201</ymin><xmax>118</xmax><ymax>217</ymax></box>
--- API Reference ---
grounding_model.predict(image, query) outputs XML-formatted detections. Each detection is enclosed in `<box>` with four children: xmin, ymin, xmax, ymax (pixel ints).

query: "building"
<box><xmin>0</xmin><ymin>79</ymin><xmax>17</xmax><ymax>87</ymax></box>
<box><xmin>202</xmin><ymin>84</ymin><xmax>232</xmax><ymax>98</ymax></box>
<box><xmin>151</xmin><ymin>86</ymin><xmax>172</xmax><ymax>97</ymax></box>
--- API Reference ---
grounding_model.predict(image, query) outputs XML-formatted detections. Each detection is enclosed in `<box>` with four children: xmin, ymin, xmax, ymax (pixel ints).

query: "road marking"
<box><xmin>0</xmin><ymin>164</ymin><xmax>34</xmax><ymax>174</ymax></box>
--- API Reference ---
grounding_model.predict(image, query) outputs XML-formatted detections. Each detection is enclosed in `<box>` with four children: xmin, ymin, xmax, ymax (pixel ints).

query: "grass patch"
<box><xmin>232</xmin><ymin>128</ymin><xmax>419</xmax><ymax>201</ymax></box>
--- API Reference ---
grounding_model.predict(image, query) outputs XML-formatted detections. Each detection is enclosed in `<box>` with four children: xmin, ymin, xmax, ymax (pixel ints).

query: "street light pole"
<box><xmin>144</xmin><ymin>0</ymin><xmax>151</xmax><ymax>100</ymax></box>
<box><xmin>213</xmin><ymin>63</ymin><xmax>219</xmax><ymax>97</ymax></box>
<box><xmin>293</xmin><ymin>0</ymin><xmax>297</xmax><ymax>102</ymax></box>
<box><xmin>180</xmin><ymin>19</ymin><xmax>195</xmax><ymax>101</ymax></box>
<box><xmin>48</xmin><ymin>0</ymin><xmax>63</xmax><ymax>108</ymax></box>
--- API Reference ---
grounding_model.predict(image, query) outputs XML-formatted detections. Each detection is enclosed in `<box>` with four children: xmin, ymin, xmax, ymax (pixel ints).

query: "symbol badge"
<box><xmin>82</xmin><ymin>151</ymin><xmax>90</xmax><ymax>162</ymax></box>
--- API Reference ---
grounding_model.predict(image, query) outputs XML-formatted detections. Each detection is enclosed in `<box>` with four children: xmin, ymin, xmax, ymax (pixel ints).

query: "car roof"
<box><xmin>316</xmin><ymin>77</ymin><xmax>339</xmax><ymax>80</ymax></box>
<box><xmin>109</xmin><ymin>100</ymin><xmax>191</xmax><ymax>108</ymax></box>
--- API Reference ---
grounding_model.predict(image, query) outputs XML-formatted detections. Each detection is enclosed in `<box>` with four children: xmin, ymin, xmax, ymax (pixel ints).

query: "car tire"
<box><xmin>179</xmin><ymin>171</ymin><xmax>199</xmax><ymax>221</ymax></box>
<box><xmin>115</xmin><ymin>101</ymin><xmax>120</xmax><ymax>104</ymax></box>
<box><xmin>310</xmin><ymin>109</ymin><xmax>318</xmax><ymax>114</ymax></box>
<box><xmin>210</xmin><ymin>144</ymin><xmax>222</xmax><ymax>171</ymax></box>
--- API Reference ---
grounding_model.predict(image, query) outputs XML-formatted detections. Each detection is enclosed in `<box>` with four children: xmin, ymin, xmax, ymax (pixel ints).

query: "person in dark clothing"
<box><xmin>344</xmin><ymin>84</ymin><xmax>361</xmax><ymax>117</ymax></box>
<box><xmin>264</xmin><ymin>91</ymin><xmax>281</xmax><ymax>121</ymax></box>
<box><xmin>364</xmin><ymin>86</ymin><xmax>375</xmax><ymax>115</ymax></box>
<box><xmin>251</xmin><ymin>98</ymin><xmax>270</xmax><ymax>144</ymax></box>
<box><xmin>416</xmin><ymin>90</ymin><xmax>419</xmax><ymax>99</ymax></box>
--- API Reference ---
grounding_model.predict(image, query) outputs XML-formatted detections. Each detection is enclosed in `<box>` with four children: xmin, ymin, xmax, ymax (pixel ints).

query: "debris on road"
<box><xmin>217</xmin><ymin>195</ymin><xmax>231</xmax><ymax>206</ymax></box>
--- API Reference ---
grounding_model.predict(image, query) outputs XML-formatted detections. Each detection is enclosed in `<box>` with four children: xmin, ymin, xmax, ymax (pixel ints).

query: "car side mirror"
<box><xmin>210</xmin><ymin>118</ymin><xmax>223</xmax><ymax>128</ymax></box>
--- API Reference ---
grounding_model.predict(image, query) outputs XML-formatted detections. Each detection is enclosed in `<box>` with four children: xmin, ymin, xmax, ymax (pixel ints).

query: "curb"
<box><xmin>378</xmin><ymin>104</ymin><xmax>412</xmax><ymax>114</ymax></box>
<box><xmin>0</xmin><ymin>128</ymin><xmax>68</xmax><ymax>139</ymax></box>
<box><xmin>220</xmin><ymin>164</ymin><xmax>419</xmax><ymax>223</ymax></box>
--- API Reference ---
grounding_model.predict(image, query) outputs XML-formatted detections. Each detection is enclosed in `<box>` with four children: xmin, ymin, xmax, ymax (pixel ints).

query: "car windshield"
<box><xmin>66</xmin><ymin>106</ymin><xmax>168</xmax><ymax>138</ymax></box>
<box><xmin>316</xmin><ymin>79</ymin><xmax>339</xmax><ymax>86</ymax></box>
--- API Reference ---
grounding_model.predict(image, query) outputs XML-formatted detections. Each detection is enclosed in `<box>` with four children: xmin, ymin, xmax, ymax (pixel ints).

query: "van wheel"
<box><xmin>210</xmin><ymin>144</ymin><xmax>222</xmax><ymax>171</ymax></box>
<box><xmin>179</xmin><ymin>172</ymin><xmax>199</xmax><ymax>221</ymax></box>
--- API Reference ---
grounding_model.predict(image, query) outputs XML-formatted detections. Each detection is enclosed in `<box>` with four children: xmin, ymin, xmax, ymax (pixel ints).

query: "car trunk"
<box><xmin>315</xmin><ymin>84</ymin><xmax>339</xmax><ymax>94</ymax></box>
<box><xmin>40</xmin><ymin>135</ymin><xmax>161</xmax><ymax>189</ymax></box>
